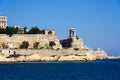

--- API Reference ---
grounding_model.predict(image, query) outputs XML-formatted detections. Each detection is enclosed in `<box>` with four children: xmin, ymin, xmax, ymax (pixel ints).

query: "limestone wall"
<box><xmin>71</xmin><ymin>37</ymin><xmax>84</xmax><ymax>48</ymax></box>
<box><xmin>0</xmin><ymin>34</ymin><xmax>62</xmax><ymax>49</ymax></box>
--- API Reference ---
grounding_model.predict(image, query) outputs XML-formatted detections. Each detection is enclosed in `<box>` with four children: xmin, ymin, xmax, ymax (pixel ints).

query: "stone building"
<box><xmin>13</xmin><ymin>26</ymin><xmax>25</xmax><ymax>34</ymax></box>
<box><xmin>17</xmin><ymin>27</ymin><xmax>25</xmax><ymax>34</ymax></box>
<box><xmin>61</xmin><ymin>28</ymin><xmax>84</xmax><ymax>49</ymax></box>
<box><xmin>41</xmin><ymin>29</ymin><xmax>56</xmax><ymax>36</ymax></box>
<box><xmin>0</xmin><ymin>16</ymin><xmax>7</xmax><ymax>28</ymax></box>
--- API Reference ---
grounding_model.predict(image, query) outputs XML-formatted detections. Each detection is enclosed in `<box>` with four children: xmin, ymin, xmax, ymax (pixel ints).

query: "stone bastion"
<box><xmin>0</xmin><ymin>34</ymin><xmax>62</xmax><ymax>49</ymax></box>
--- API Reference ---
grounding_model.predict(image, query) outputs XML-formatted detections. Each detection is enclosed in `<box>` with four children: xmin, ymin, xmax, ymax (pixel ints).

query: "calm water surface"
<box><xmin>0</xmin><ymin>59</ymin><xmax>120</xmax><ymax>80</ymax></box>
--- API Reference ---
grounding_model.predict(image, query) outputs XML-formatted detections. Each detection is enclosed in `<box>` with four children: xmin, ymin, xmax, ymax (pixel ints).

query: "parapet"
<box><xmin>41</xmin><ymin>29</ymin><xmax>56</xmax><ymax>36</ymax></box>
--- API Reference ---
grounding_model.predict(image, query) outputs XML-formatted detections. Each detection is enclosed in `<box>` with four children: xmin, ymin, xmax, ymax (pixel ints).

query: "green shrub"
<box><xmin>49</xmin><ymin>41</ymin><xmax>56</xmax><ymax>47</ymax></box>
<box><xmin>33</xmin><ymin>42</ymin><xmax>39</xmax><ymax>49</ymax></box>
<box><xmin>19</xmin><ymin>41</ymin><xmax>29</xmax><ymax>49</ymax></box>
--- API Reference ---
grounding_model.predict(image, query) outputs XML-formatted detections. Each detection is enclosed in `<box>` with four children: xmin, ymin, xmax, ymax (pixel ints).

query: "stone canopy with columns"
<box><xmin>61</xmin><ymin>28</ymin><xmax>84</xmax><ymax>49</ymax></box>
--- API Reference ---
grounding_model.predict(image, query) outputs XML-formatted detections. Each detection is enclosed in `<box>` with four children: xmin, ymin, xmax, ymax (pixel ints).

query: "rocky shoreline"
<box><xmin>0</xmin><ymin>48</ymin><xmax>108</xmax><ymax>62</ymax></box>
<box><xmin>0</xmin><ymin>28</ymin><xmax>110</xmax><ymax>63</ymax></box>
<box><xmin>107</xmin><ymin>56</ymin><xmax>120</xmax><ymax>59</ymax></box>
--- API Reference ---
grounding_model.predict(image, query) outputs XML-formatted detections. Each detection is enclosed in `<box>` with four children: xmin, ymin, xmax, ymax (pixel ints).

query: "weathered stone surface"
<box><xmin>0</xmin><ymin>33</ymin><xmax>108</xmax><ymax>62</ymax></box>
<box><xmin>0</xmin><ymin>34</ymin><xmax>62</xmax><ymax>49</ymax></box>
<box><xmin>0</xmin><ymin>48</ymin><xmax>108</xmax><ymax>62</ymax></box>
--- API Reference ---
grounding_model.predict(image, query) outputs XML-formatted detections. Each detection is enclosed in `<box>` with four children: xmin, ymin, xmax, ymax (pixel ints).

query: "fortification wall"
<box><xmin>71</xmin><ymin>37</ymin><xmax>84</xmax><ymax>48</ymax></box>
<box><xmin>0</xmin><ymin>34</ymin><xmax>62</xmax><ymax>49</ymax></box>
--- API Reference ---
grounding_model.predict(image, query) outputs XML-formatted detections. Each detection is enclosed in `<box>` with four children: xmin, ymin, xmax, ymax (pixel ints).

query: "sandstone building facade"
<box><xmin>41</xmin><ymin>29</ymin><xmax>56</xmax><ymax>36</ymax></box>
<box><xmin>0</xmin><ymin>16</ymin><xmax>7</xmax><ymax>28</ymax></box>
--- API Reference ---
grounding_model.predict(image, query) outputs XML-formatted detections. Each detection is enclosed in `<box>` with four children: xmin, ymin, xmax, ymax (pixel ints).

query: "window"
<box><xmin>48</xmin><ymin>31</ymin><xmax>52</xmax><ymax>35</ymax></box>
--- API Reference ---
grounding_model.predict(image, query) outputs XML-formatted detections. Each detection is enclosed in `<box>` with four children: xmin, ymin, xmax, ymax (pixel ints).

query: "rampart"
<box><xmin>0</xmin><ymin>34</ymin><xmax>62</xmax><ymax>49</ymax></box>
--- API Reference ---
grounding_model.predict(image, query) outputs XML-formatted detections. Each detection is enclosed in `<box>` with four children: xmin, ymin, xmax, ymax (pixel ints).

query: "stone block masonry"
<box><xmin>0</xmin><ymin>34</ymin><xmax>62</xmax><ymax>49</ymax></box>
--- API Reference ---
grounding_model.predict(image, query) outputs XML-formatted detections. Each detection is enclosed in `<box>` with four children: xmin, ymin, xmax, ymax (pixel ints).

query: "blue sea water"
<box><xmin>0</xmin><ymin>59</ymin><xmax>120</xmax><ymax>80</ymax></box>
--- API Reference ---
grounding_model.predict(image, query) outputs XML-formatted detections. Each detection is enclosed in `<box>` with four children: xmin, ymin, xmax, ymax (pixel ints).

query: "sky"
<box><xmin>0</xmin><ymin>0</ymin><xmax>120</xmax><ymax>56</ymax></box>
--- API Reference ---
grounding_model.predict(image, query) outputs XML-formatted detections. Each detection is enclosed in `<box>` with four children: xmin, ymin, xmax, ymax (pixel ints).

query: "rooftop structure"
<box><xmin>69</xmin><ymin>28</ymin><xmax>76</xmax><ymax>38</ymax></box>
<box><xmin>41</xmin><ymin>29</ymin><xmax>56</xmax><ymax>36</ymax></box>
<box><xmin>13</xmin><ymin>26</ymin><xmax>25</xmax><ymax>34</ymax></box>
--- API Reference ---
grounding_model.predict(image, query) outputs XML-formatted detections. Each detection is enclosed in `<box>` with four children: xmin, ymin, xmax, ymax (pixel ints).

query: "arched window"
<box><xmin>48</xmin><ymin>31</ymin><xmax>52</xmax><ymax>35</ymax></box>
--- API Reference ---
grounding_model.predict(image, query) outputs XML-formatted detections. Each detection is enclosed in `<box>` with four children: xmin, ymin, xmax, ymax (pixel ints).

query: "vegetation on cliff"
<box><xmin>33</xmin><ymin>42</ymin><xmax>39</xmax><ymax>49</ymax></box>
<box><xmin>49</xmin><ymin>41</ymin><xmax>56</xmax><ymax>49</ymax></box>
<box><xmin>19</xmin><ymin>41</ymin><xmax>29</xmax><ymax>49</ymax></box>
<box><xmin>27</xmin><ymin>27</ymin><xmax>41</xmax><ymax>34</ymax></box>
<box><xmin>0</xmin><ymin>26</ymin><xmax>42</xmax><ymax>34</ymax></box>
<box><xmin>0</xmin><ymin>27</ymin><xmax>17</xmax><ymax>34</ymax></box>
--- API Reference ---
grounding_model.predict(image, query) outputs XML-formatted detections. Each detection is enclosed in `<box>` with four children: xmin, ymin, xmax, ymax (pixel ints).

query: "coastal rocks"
<box><xmin>107</xmin><ymin>56</ymin><xmax>120</xmax><ymax>59</ymax></box>
<box><xmin>15</xmin><ymin>54</ymin><xmax>96</xmax><ymax>62</ymax></box>
<box><xmin>0</xmin><ymin>48</ymin><xmax>108</xmax><ymax>62</ymax></box>
<box><xmin>0</xmin><ymin>54</ymin><xmax>12</xmax><ymax>62</ymax></box>
<box><xmin>92</xmin><ymin>50</ymin><xmax>108</xmax><ymax>59</ymax></box>
<box><xmin>15</xmin><ymin>54</ymin><xmax>59</xmax><ymax>62</ymax></box>
<box><xmin>0</xmin><ymin>54</ymin><xmax>6</xmax><ymax>62</ymax></box>
<box><xmin>58</xmin><ymin>55</ymin><xmax>87</xmax><ymax>61</ymax></box>
<box><xmin>25</xmin><ymin>54</ymin><xmax>41</xmax><ymax>61</ymax></box>
<box><xmin>16</xmin><ymin>56</ymin><xmax>26</xmax><ymax>61</ymax></box>
<box><xmin>41</xmin><ymin>56</ymin><xmax>59</xmax><ymax>61</ymax></box>
<box><xmin>86</xmin><ymin>52</ymin><xmax>96</xmax><ymax>60</ymax></box>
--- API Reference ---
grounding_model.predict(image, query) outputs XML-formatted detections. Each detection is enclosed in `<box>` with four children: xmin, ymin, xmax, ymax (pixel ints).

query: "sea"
<box><xmin>0</xmin><ymin>59</ymin><xmax>120</xmax><ymax>80</ymax></box>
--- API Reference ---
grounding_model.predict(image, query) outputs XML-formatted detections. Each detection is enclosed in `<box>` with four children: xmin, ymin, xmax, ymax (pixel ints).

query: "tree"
<box><xmin>49</xmin><ymin>41</ymin><xmax>56</xmax><ymax>48</ymax></box>
<box><xmin>33</xmin><ymin>42</ymin><xmax>39</xmax><ymax>49</ymax></box>
<box><xmin>28</xmin><ymin>27</ymin><xmax>40</xmax><ymax>34</ymax></box>
<box><xmin>0</xmin><ymin>28</ymin><xmax>6</xmax><ymax>34</ymax></box>
<box><xmin>5</xmin><ymin>27</ymin><xmax>17</xmax><ymax>34</ymax></box>
<box><xmin>19</xmin><ymin>41</ymin><xmax>29</xmax><ymax>49</ymax></box>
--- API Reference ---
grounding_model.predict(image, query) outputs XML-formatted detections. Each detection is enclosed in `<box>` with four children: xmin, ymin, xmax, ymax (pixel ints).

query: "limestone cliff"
<box><xmin>0</xmin><ymin>28</ymin><xmax>108</xmax><ymax>62</ymax></box>
<box><xmin>0</xmin><ymin>48</ymin><xmax>107</xmax><ymax>62</ymax></box>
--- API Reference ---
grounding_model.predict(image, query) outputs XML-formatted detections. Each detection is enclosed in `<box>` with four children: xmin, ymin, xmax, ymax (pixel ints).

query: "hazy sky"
<box><xmin>0</xmin><ymin>0</ymin><xmax>120</xmax><ymax>56</ymax></box>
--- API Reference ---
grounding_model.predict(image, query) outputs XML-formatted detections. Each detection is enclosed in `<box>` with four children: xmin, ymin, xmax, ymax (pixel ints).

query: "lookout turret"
<box><xmin>61</xmin><ymin>28</ymin><xmax>85</xmax><ymax>49</ymax></box>
<box><xmin>69</xmin><ymin>28</ymin><xmax>76</xmax><ymax>38</ymax></box>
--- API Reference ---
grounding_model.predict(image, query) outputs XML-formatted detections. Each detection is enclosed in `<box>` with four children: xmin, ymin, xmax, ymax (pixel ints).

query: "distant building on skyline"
<box><xmin>0</xmin><ymin>16</ymin><xmax>7</xmax><ymax>28</ymax></box>
<box><xmin>13</xmin><ymin>26</ymin><xmax>25</xmax><ymax>34</ymax></box>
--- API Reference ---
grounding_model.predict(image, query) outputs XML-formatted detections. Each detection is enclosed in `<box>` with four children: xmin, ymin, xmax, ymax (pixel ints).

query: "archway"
<box><xmin>48</xmin><ymin>31</ymin><xmax>52</xmax><ymax>35</ymax></box>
